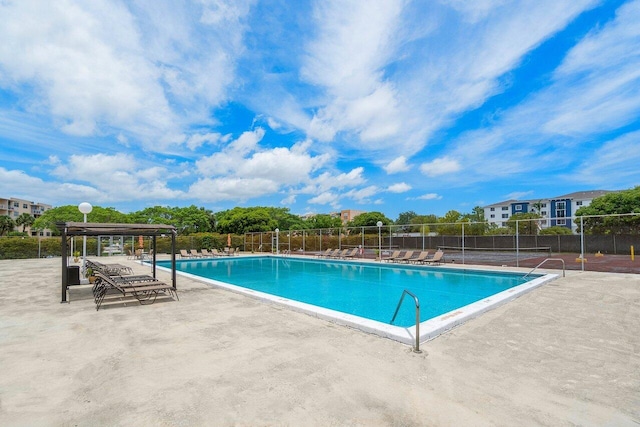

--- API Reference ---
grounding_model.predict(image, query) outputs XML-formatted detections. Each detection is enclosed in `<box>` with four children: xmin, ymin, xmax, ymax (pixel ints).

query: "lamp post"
<box><xmin>275</xmin><ymin>228</ymin><xmax>279</xmax><ymax>255</ymax></box>
<box><xmin>377</xmin><ymin>221</ymin><xmax>383</xmax><ymax>262</ymax></box>
<box><xmin>78</xmin><ymin>202</ymin><xmax>92</xmax><ymax>277</ymax></box>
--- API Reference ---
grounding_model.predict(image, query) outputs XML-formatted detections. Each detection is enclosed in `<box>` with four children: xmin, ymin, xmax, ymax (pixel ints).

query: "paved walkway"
<box><xmin>0</xmin><ymin>257</ymin><xmax>638</xmax><ymax>426</ymax></box>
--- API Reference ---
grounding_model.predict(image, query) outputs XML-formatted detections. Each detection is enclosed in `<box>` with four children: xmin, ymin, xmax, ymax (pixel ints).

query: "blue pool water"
<box><xmin>160</xmin><ymin>257</ymin><xmax>534</xmax><ymax>327</ymax></box>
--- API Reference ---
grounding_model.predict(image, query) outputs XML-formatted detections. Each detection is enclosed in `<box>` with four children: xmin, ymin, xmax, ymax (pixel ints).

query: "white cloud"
<box><xmin>308</xmin><ymin>191</ymin><xmax>340</xmax><ymax>208</ymax></box>
<box><xmin>281</xmin><ymin>194</ymin><xmax>296</xmax><ymax>205</ymax></box>
<box><xmin>188</xmin><ymin>176</ymin><xmax>278</xmax><ymax>202</ymax></box>
<box><xmin>344</xmin><ymin>185</ymin><xmax>379</xmax><ymax>203</ymax></box>
<box><xmin>384</xmin><ymin>156</ymin><xmax>411</xmax><ymax>174</ymax></box>
<box><xmin>505</xmin><ymin>191</ymin><xmax>534</xmax><ymax>200</ymax></box>
<box><xmin>0</xmin><ymin>0</ymin><xmax>250</xmax><ymax>151</ymax></box>
<box><xmin>571</xmin><ymin>130</ymin><xmax>640</xmax><ymax>186</ymax></box>
<box><xmin>48</xmin><ymin>153</ymin><xmax>183</xmax><ymax>202</ymax></box>
<box><xmin>386</xmin><ymin>182</ymin><xmax>411</xmax><ymax>193</ymax></box>
<box><xmin>414</xmin><ymin>193</ymin><xmax>442</xmax><ymax>201</ymax></box>
<box><xmin>430</xmin><ymin>1</ymin><xmax>640</xmax><ymax>187</ymax></box>
<box><xmin>186</xmin><ymin>132</ymin><xmax>230</xmax><ymax>150</ymax></box>
<box><xmin>419</xmin><ymin>157</ymin><xmax>461</xmax><ymax>177</ymax></box>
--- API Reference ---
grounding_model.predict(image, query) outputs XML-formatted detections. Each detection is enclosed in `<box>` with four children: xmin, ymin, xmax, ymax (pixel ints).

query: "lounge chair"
<box><xmin>425</xmin><ymin>250</ymin><xmax>445</xmax><ymax>264</ymax></box>
<box><xmin>384</xmin><ymin>250</ymin><xmax>402</xmax><ymax>262</ymax></box>
<box><xmin>93</xmin><ymin>271</ymin><xmax>178</xmax><ymax>311</ymax></box>
<box><xmin>86</xmin><ymin>259</ymin><xmax>133</xmax><ymax>276</ymax></box>
<box><xmin>393</xmin><ymin>251</ymin><xmax>414</xmax><ymax>263</ymax></box>
<box><xmin>200</xmin><ymin>249</ymin><xmax>212</xmax><ymax>257</ymax></box>
<box><xmin>342</xmin><ymin>248</ymin><xmax>359</xmax><ymax>259</ymax></box>
<box><xmin>179</xmin><ymin>249</ymin><xmax>192</xmax><ymax>259</ymax></box>
<box><xmin>331</xmin><ymin>249</ymin><xmax>349</xmax><ymax>258</ymax></box>
<box><xmin>211</xmin><ymin>248</ymin><xmax>224</xmax><ymax>257</ymax></box>
<box><xmin>318</xmin><ymin>249</ymin><xmax>333</xmax><ymax>258</ymax></box>
<box><xmin>190</xmin><ymin>249</ymin><xmax>203</xmax><ymax>258</ymax></box>
<box><xmin>409</xmin><ymin>251</ymin><xmax>430</xmax><ymax>264</ymax></box>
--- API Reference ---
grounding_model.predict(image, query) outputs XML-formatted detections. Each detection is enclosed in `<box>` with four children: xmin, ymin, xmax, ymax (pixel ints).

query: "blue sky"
<box><xmin>1</xmin><ymin>0</ymin><xmax>639</xmax><ymax>219</ymax></box>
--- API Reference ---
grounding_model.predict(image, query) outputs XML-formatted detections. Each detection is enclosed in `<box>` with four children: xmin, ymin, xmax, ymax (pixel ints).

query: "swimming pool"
<box><xmin>157</xmin><ymin>256</ymin><xmax>557</xmax><ymax>344</ymax></box>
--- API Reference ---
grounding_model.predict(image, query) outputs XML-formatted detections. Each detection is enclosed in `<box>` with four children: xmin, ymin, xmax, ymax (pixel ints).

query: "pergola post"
<box><xmin>171</xmin><ymin>229</ymin><xmax>177</xmax><ymax>290</ymax></box>
<box><xmin>61</xmin><ymin>224</ymin><xmax>68</xmax><ymax>303</ymax></box>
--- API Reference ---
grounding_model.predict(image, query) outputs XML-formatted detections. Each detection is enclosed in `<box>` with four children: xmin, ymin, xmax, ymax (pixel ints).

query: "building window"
<box><xmin>490</xmin><ymin>214</ymin><xmax>495</xmax><ymax>218</ymax></box>
<box><xmin>502</xmin><ymin>206</ymin><xmax>508</xmax><ymax>211</ymax></box>
<box><xmin>557</xmin><ymin>219</ymin><xmax>566</xmax><ymax>225</ymax></box>
<box><xmin>502</xmin><ymin>214</ymin><xmax>509</xmax><ymax>219</ymax></box>
<box><xmin>490</xmin><ymin>207</ymin><xmax>495</xmax><ymax>211</ymax></box>
<box><xmin>541</xmin><ymin>203</ymin><xmax>547</xmax><ymax>207</ymax></box>
<box><xmin>13</xmin><ymin>202</ymin><xmax>19</xmax><ymax>207</ymax></box>
<box><xmin>23</xmin><ymin>203</ymin><xmax>28</xmax><ymax>209</ymax></box>
<box><xmin>556</xmin><ymin>201</ymin><xmax>566</xmax><ymax>218</ymax></box>
<box><xmin>541</xmin><ymin>211</ymin><xmax>547</xmax><ymax>215</ymax></box>
<box><xmin>576</xmin><ymin>201</ymin><xmax>583</xmax><ymax>206</ymax></box>
<box><xmin>515</xmin><ymin>205</ymin><xmax>522</xmax><ymax>211</ymax></box>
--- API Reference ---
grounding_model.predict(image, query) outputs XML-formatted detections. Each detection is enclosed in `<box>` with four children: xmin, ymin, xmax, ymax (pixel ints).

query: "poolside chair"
<box><xmin>384</xmin><ymin>250</ymin><xmax>402</xmax><ymax>262</ymax></box>
<box><xmin>190</xmin><ymin>249</ymin><xmax>203</xmax><ymax>258</ymax></box>
<box><xmin>211</xmin><ymin>248</ymin><xmax>223</xmax><ymax>257</ymax></box>
<box><xmin>180</xmin><ymin>249</ymin><xmax>192</xmax><ymax>259</ymax></box>
<box><xmin>86</xmin><ymin>260</ymin><xmax>134</xmax><ymax>276</ymax></box>
<box><xmin>318</xmin><ymin>248</ymin><xmax>333</xmax><ymax>258</ymax></box>
<box><xmin>409</xmin><ymin>251</ymin><xmax>430</xmax><ymax>264</ymax></box>
<box><xmin>425</xmin><ymin>250</ymin><xmax>445</xmax><ymax>264</ymax></box>
<box><xmin>393</xmin><ymin>251</ymin><xmax>414</xmax><ymax>263</ymax></box>
<box><xmin>235</xmin><ymin>247</ymin><xmax>241</xmax><ymax>256</ymax></box>
<box><xmin>93</xmin><ymin>271</ymin><xmax>178</xmax><ymax>311</ymax></box>
<box><xmin>332</xmin><ymin>249</ymin><xmax>349</xmax><ymax>258</ymax></box>
<box><xmin>342</xmin><ymin>248</ymin><xmax>359</xmax><ymax>259</ymax></box>
<box><xmin>200</xmin><ymin>249</ymin><xmax>212</xmax><ymax>257</ymax></box>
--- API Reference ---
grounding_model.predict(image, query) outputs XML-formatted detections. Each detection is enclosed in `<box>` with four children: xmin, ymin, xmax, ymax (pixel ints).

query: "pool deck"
<box><xmin>1</xmin><ymin>256</ymin><xmax>638</xmax><ymax>426</ymax></box>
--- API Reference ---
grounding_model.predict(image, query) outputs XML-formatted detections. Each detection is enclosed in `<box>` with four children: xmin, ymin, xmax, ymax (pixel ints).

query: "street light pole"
<box><xmin>78</xmin><ymin>202</ymin><xmax>93</xmax><ymax>277</ymax></box>
<box><xmin>275</xmin><ymin>228</ymin><xmax>279</xmax><ymax>255</ymax></box>
<box><xmin>377</xmin><ymin>221</ymin><xmax>383</xmax><ymax>262</ymax></box>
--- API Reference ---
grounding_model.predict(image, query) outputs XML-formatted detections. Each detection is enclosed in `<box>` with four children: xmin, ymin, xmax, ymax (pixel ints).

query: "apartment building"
<box><xmin>0</xmin><ymin>197</ymin><xmax>53</xmax><ymax>236</ymax></box>
<box><xmin>338</xmin><ymin>209</ymin><xmax>366</xmax><ymax>225</ymax></box>
<box><xmin>483</xmin><ymin>190</ymin><xmax>611</xmax><ymax>233</ymax></box>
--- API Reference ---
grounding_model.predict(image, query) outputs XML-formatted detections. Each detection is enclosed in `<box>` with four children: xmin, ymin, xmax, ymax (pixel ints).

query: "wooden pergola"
<box><xmin>58</xmin><ymin>222</ymin><xmax>177</xmax><ymax>303</ymax></box>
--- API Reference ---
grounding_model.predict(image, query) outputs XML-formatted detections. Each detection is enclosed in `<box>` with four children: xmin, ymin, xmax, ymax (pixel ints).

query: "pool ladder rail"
<box><xmin>522</xmin><ymin>258</ymin><xmax>566</xmax><ymax>280</ymax></box>
<box><xmin>390</xmin><ymin>289</ymin><xmax>422</xmax><ymax>353</ymax></box>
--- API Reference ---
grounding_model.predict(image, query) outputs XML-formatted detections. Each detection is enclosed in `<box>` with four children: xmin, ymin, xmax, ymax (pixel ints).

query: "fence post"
<box><xmin>580</xmin><ymin>216</ymin><xmax>585</xmax><ymax>272</ymax></box>
<box><xmin>516</xmin><ymin>220</ymin><xmax>519</xmax><ymax>267</ymax></box>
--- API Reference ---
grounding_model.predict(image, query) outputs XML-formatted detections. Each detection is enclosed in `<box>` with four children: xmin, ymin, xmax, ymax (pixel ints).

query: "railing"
<box><xmin>390</xmin><ymin>289</ymin><xmax>422</xmax><ymax>353</ymax></box>
<box><xmin>523</xmin><ymin>258</ymin><xmax>566</xmax><ymax>279</ymax></box>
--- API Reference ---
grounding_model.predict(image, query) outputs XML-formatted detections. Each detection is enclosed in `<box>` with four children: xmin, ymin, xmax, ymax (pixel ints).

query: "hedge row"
<box><xmin>0</xmin><ymin>233</ymin><xmax>245</xmax><ymax>260</ymax></box>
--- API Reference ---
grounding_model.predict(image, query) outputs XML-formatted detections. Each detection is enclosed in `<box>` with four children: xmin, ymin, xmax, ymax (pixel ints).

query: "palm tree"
<box><xmin>16</xmin><ymin>213</ymin><xmax>35</xmax><ymax>233</ymax></box>
<box><xmin>0</xmin><ymin>216</ymin><xmax>15</xmax><ymax>236</ymax></box>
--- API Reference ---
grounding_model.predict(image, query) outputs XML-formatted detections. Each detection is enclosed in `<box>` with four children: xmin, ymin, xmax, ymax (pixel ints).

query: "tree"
<box><xmin>347</xmin><ymin>211</ymin><xmax>392</xmax><ymax>230</ymax></box>
<box><xmin>540</xmin><ymin>226</ymin><xmax>572</xmax><ymax>235</ymax></box>
<box><xmin>304</xmin><ymin>214</ymin><xmax>342</xmax><ymax>230</ymax></box>
<box><xmin>33</xmin><ymin>205</ymin><xmax>129</xmax><ymax>234</ymax></box>
<box><xmin>395</xmin><ymin>211</ymin><xmax>417</xmax><ymax>229</ymax></box>
<box><xmin>462</xmin><ymin>206</ymin><xmax>488</xmax><ymax>235</ymax></box>
<box><xmin>506</xmin><ymin>212</ymin><xmax>541</xmax><ymax>235</ymax></box>
<box><xmin>215</xmin><ymin>207</ymin><xmax>278</xmax><ymax>234</ymax></box>
<box><xmin>437</xmin><ymin>210</ymin><xmax>463</xmax><ymax>235</ymax></box>
<box><xmin>0</xmin><ymin>216</ymin><xmax>15</xmax><ymax>236</ymax></box>
<box><xmin>575</xmin><ymin>187</ymin><xmax>640</xmax><ymax>234</ymax></box>
<box><xmin>15</xmin><ymin>213</ymin><xmax>35</xmax><ymax>233</ymax></box>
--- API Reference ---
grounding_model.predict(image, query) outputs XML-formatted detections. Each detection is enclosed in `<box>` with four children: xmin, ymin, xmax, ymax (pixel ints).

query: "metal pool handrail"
<box><xmin>523</xmin><ymin>258</ymin><xmax>566</xmax><ymax>279</ymax></box>
<box><xmin>390</xmin><ymin>289</ymin><xmax>422</xmax><ymax>353</ymax></box>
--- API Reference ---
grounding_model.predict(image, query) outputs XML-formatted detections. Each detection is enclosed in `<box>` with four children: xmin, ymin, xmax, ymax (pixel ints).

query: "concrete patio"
<box><xmin>0</xmin><ymin>256</ymin><xmax>638</xmax><ymax>426</ymax></box>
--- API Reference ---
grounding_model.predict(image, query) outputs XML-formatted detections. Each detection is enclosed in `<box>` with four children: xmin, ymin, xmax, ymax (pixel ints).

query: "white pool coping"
<box><xmin>155</xmin><ymin>255</ymin><xmax>558</xmax><ymax>346</ymax></box>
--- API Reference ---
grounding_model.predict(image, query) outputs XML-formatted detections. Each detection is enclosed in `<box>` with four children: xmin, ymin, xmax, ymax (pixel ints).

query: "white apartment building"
<box><xmin>483</xmin><ymin>190</ymin><xmax>611</xmax><ymax>233</ymax></box>
<box><xmin>0</xmin><ymin>197</ymin><xmax>53</xmax><ymax>236</ymax></box>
